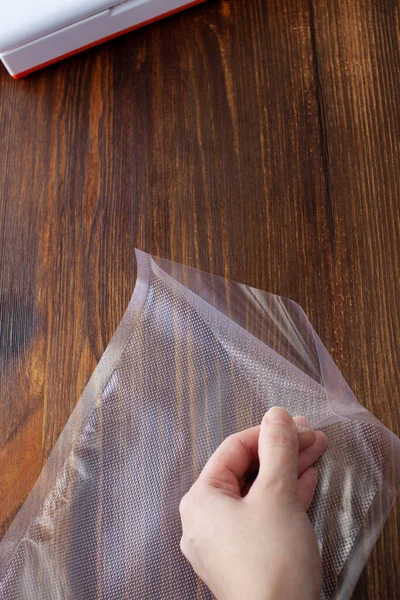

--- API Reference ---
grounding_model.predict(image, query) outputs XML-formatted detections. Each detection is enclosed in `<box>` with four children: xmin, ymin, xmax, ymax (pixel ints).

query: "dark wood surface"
<box><xmin>0</xmin><ymin>0</ymin><xmax>399</xmax><ymax>597</ymax></box>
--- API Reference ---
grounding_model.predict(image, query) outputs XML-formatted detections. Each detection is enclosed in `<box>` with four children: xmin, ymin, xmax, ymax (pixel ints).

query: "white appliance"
<box><xmin>0</xmin><ymin>0</ymin><xmax>206</xmax><ymax>78</ymax></box>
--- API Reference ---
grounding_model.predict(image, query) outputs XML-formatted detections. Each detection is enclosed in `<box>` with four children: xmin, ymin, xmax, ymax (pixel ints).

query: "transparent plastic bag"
<box><xmin>0</xmin><ymin>249</ymin><xmax>399</xmax><ymax>600</ymax></box>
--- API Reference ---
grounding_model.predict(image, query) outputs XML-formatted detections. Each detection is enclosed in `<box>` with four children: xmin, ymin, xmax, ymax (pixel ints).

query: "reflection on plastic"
<box><xmin>0</xmin><ymin>249</ymin><xmax>399</xmax><ymax>599</ymax></box>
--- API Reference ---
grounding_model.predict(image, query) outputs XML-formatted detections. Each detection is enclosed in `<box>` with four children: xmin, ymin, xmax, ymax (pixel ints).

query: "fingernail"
<box><xmin>265</xmin><ymin>407</ymin><xmax>293</xmax><ymax>426</ymax></box>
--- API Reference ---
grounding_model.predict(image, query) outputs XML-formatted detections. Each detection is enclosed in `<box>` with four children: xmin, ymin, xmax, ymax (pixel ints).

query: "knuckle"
<box><xmin>224</xmin><ymin>433</ymin><xmax>239</xmax><ymax>450</ymax></box>
<box><xmin>222</xmin><ymin>433</ymin><xmax>250</xmax><ymax>462</ymax></box>
<box><xmin>179</xmin><ymin>485</ymin><xmax>207</xmax><ymax>519</ymax></box>
<box><xmin>265</xmin><ymin>427</ymin><xmax>296</xmax><ymax>451</ymax></box>
<box><xmin>263</xmin><ymin>474</ymin><xmax>291</xmax><ymax>496</ymax></box>
<box><xmin>179</xmin><ymin>535</ymin><xmax>188</xmax><ymax>557</ymax></box>
<box><xmin>179</xmin><ymin>493</ymin><xmax>190</xmax><ymax>518</ymax></box>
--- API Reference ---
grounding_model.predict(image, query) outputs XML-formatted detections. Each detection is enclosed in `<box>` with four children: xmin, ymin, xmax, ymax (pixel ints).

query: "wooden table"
<box><xmin>0</xmin><ymin>0</ymin><xmax>399</xmax><ymax>596</ymax></box>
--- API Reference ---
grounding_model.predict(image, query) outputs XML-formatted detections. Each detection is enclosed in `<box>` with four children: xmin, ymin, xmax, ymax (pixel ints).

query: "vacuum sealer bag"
<box><xmin>0</xmin><ymin>249</ymin><xmax>399</xmax><ymax>600</ymax></box>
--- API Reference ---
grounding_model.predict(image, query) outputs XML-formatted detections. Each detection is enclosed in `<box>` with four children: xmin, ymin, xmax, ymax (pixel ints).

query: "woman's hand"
<box><xmin>179</xmin><ymin>407</ymin><xmax>327</xmax><ymax>600</ymax></box>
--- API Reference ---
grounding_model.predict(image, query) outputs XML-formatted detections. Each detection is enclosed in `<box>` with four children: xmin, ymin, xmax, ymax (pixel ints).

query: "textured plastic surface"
<box><xmin>0</xmin><ymin>249</ymin><xmax>399</xmax><ymax>599</ymax></box>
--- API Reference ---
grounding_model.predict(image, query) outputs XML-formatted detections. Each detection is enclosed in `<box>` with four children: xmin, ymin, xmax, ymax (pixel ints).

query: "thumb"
<box><xmin>252</xmin><ymin>407</ymin><xmax>299</xmax><ymax>498</ymax></box>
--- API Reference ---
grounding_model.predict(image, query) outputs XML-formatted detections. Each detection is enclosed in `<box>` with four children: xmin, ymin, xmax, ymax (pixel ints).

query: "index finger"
<box><xmin>199</xmin><ymin>425</ymin><xmax>261</xmax><ymax>497</ymax></box>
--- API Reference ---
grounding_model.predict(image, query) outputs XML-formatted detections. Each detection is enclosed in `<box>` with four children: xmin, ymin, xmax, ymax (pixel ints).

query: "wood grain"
<box><xmin>0</xmin><ymin>0</ymin><xmax>399</xmax><ymax>597</ymax></box>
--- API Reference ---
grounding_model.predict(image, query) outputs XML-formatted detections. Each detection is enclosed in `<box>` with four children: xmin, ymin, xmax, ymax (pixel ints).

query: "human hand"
<box><xmin>179</xmin><ymin>407</ymin><xmax>328</xmax><ymax>600</ymax></box>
